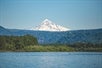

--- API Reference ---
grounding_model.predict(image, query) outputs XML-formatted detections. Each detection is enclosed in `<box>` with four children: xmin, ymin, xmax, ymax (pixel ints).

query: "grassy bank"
<box><xmin>23</xmin><ymin>45</ymin><xmax>75</xmax><ymax>52</ymax></box>
<box><xmin>0</xmin><ymin>45</ymin><xmax>102</xmax><ymax>52</ymax></box>
<box><xmin>23</xmin><ymin>45</ymin><xmax>102</xmax><ymax>52</ymax></box>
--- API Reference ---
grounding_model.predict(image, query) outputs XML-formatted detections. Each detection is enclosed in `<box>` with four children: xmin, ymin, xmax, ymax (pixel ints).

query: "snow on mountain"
<box><xmin>32</xmin><ymin>19</ymin><xmax>70</xmax><ymax>31</ymax></box>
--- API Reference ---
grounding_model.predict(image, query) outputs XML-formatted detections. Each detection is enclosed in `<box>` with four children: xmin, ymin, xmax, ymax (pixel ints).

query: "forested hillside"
<box><xmin>0</xmin><ymin>26</ymin><xmax>102</xmax><ymax>45</ymax></box>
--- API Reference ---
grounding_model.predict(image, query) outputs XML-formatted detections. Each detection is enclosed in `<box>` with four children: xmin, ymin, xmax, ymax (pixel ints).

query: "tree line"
<box><xmin>0</xmin><ymin>35</ymin><xmax>102</xmax><ymax>52</ymax></box>
<box><xmin>0</xmin><ymin>35</ymin><xmax>38</xmax><ymax>51</ymax></box>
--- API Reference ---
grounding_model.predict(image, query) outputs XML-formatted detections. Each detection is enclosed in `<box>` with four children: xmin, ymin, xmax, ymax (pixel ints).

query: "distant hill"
<box><xmin>0</xmin><ymin>26</ymin><xmax>102</xmax><ymax>44</ymax></box>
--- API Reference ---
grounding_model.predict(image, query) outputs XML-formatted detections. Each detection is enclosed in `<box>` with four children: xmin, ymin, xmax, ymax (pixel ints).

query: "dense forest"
<box><xmin>0</xmin><ymin>35</ymin><xmax>38</xmax><ymax>51</ymax></box>
<box><xmin>0</xmin><ymin>35</ymin><xmax>102</xmax><ymax>52</ymax></box>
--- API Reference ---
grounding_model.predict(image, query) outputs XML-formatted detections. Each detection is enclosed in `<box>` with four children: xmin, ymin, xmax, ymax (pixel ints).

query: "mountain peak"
<box><xmin>42</xmin><ymin>19</ymin><xmax>52</xmax><ymax>25</ymax></box>
<box><xmin>32</xmin><ymin>19</ymin><xmax>70</xmax><ymax>31</ymax></box>
<box><xmin>43</xmin><ymin>19</ymin><xmax>50</xmax><ymax>22</ymax></box>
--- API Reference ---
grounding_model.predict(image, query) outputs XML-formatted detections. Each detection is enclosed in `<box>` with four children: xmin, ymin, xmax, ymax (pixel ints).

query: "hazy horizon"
<box><xmin>0</xmin><ymin>0</ymin><xmax>102</xmax><ymax>30</ymax></box>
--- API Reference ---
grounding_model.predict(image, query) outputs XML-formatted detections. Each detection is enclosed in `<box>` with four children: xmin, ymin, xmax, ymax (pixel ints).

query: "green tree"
<box><xmin>0</xmin><ymin>36</ymin><xmax>6</xmax><ymax>49</ymax></box>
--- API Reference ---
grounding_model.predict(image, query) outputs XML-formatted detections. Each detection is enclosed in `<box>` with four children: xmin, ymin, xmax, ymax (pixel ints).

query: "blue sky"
<box><xmin>0</xmin><ymin>0</ymin><xmax>102</xmax><ymax>30</ymax></box>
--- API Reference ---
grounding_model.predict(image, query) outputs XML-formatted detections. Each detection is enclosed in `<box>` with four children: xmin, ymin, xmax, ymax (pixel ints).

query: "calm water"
<box><xmin>0</xmin><ymin>52</ymin><xmax>102</xmax><ymax>68</ymax></box>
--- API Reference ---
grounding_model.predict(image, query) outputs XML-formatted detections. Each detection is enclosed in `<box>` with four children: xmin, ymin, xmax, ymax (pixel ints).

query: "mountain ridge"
<box><xmin>0</xmin><ymin>25</ymin><xmax>102</xmax><ymax>44</ymax></box>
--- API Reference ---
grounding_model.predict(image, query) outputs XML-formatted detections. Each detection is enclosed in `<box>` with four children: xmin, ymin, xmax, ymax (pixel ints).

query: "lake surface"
<box><xmin>0</xmin><ymin>52</ymin><xmax>102</xmax><ymax>68</ymax></box>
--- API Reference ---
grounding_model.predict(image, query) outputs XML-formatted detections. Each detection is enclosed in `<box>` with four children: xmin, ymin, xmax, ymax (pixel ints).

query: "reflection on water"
<box><xmin>0</xmin><ymin>52</ymin><xmax>102</xmax><ymax>68</ymax></box>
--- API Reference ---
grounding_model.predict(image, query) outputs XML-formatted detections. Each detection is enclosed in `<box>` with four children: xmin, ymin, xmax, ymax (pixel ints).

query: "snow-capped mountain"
<box><xmin>32</xmin><ymin>19</ymin><xmax>70</xmax><ymax>31</ymax></box>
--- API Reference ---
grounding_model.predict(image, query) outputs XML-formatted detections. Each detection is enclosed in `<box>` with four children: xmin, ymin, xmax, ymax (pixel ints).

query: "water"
<box><xmin>0</xmin><ymin>52</ymin><xmax>102</xmax><ymax>68</ymax></box>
